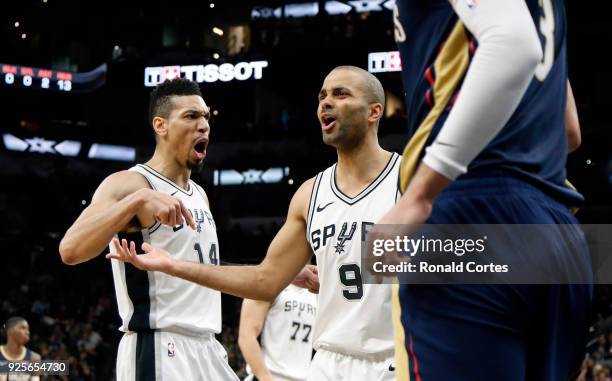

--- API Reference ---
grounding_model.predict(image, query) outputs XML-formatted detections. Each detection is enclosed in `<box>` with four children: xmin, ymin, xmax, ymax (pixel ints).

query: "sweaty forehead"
<box><xmin>321</xmin><ymin>69</ymin><xmax>364</xmax><ymax>93</ymax></box>
<box><xmin>170</xmin><ymin>95</ymin><xmax>208</xmax><ymax>114</ymax></box>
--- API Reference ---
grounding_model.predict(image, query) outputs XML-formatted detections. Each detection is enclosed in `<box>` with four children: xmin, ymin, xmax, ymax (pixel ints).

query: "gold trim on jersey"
<box><xmin>395</xmin><ymin>20</ymin><xmax>471</xmax><ymax>381</ymax></box>
<box><xmin>564</xmin><ymin>179</ymin><xmax>580</xmax><ymax>214</ymax></box>
<box><xmin>0</xmin><ymin>345</ymin><xmax>26</xmax><ymax>361</ymax></box>
<box><xmin>392</xmin><ymin>283</ymin><xmax>410</xmax><ymax>381</ymax></box>
<box><xmin>399</xmin><ymin>21</ymin><xmax>471</xmax><ymax>193</ymax></box>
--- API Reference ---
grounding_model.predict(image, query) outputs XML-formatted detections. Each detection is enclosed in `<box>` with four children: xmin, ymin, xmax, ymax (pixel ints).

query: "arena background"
<box><xmin>1</xmin><ymin>1</ymin><xmax>611</xmax><ymax>380</ymax></box>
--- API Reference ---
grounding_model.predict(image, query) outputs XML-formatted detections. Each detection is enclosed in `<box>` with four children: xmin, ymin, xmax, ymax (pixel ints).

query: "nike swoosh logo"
<box><xmin>316</xmin><ymin>202</ymin><xmax>334</xmax><ymax>212</ymax></box>
<box><xmin>171</xmin><ymin>191</ymin><xmax>178</xmax><ymax>196</ymax></box>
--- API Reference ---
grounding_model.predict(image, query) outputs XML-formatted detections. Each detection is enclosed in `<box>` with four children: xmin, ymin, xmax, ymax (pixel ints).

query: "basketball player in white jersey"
<box><xmin>239</xmin><ymin>284</ymin><xmax>317</xmax><ymax>381</ymax></box>
<box><xmin>0</xmin><ymin>317</ymin><xmax>41</xmax><ymax>381</ymax></box>
<box><xmin>107</xmin><ymin>66</ymin><xmax>398</xmax><ymax>381</ymax></box>
<box><xmin>59</xmin><ymin>78</ymin><xmax>238</xmax><ymax>381</ymax></box>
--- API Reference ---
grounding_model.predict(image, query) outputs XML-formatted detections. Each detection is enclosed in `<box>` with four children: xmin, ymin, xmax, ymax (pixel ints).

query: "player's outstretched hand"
<box><xmin>138</xmin><ymin>188</ymin><xmax>196</xmax><ymax>230</ymax></box>
<box><xmin>106</xmin><ymin>238</ymin><xmax>173</xmax><ymax>272</ymax></box>
<box><xmin>292</xmin><ymin>264</ymin><xmax>320</xmax><ymax>294</ymax></box>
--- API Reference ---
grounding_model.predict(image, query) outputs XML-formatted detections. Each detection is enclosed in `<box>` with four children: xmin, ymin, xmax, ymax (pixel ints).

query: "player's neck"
<box><xmin>146</xmin><ymin>151</ymin><xmax>191</xmax><ymax>191</ymax></box>
<box><xmin>335</xmin><ymin>140</ymin><xmax>391</xmax><ymax>197</ymax></box>
<box><xmin>1</xmin><ymin>342</ymin><xmax>25</xmax><ymax>360</ymax></box>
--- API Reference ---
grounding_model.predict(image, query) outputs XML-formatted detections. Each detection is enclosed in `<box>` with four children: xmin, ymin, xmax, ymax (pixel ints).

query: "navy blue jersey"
<box><xmin>0</xmin><ymin>347</ymin><xmax>33</xmax><ymax>362</ymax></box>
<box><xmin>0</xmin><ymin>346</ymin><xmax>35</xmax><ymax>381</ymax></box>
<box><xmin>395</xmin><ymin>0</ymin><xmax>583</xmax><ymax>206</ymax></box>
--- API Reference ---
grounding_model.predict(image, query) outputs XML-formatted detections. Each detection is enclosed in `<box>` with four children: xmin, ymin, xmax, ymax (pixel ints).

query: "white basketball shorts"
<box><xmin>306</xmin><ymin>348</ymin><xmax>395</xmax><ymax>381</ymax></box>
<box><xmin>116</xmin><ymin>330</ymin><xmax>239</xmax><ymax>381</ymax></box>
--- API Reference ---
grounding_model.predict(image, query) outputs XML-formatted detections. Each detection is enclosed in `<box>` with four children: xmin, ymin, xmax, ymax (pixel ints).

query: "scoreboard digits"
<box><xmin>1</xmin><ymin>63</ymin><xmax>106</xmax><ymax>93</ymax></box>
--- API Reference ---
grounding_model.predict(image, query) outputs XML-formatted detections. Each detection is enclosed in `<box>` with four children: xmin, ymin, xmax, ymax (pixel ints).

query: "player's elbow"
<box><xmin>484</xmin><ymin>21</ymin><xmax>542</xmax><ymax>77</ymax></box>
<box><xmin>519</xmin><ymin>33</ymin><xmax>543</xmax><ymax>72</ymax></box>
<box><xmin>59</xmin><ymin>239</ymin><xmax>83</xmax><ymax>265</ymax></box>
<box><xmin>59</xmin><ymin>246</ymin><xmax>78</xmax><ymax>265</ymax></box>
<box><xmin>505</xmin><ymin>24</ymin><xmax>542</xmax><ymax>72</ymax></box>
<box><xmin>567</xmin><ymin>126</ymin><xmax>581</xmax><ymax>152</ymax></box>
<box><xmin>565</xmin><ymin>101</ymin><xmax>581</xmax><ymax>152</ymax></box>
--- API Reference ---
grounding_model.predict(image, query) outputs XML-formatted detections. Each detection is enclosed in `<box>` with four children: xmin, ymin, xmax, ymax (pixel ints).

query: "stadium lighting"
<box><xmin>88</xmin><ymin>143</ymin><xmax>136</xmax><ymax>162</ymax></box>
<box><xmin>212</xmin><ymin>27</ymin><xmax>224</xmax><ymax>36</ymax></box>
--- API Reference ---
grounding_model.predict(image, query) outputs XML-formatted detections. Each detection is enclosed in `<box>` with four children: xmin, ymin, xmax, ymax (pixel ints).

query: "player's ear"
<box><xmin>152</xmin><ymin>116</ymin><xmax>168</xmax><ymax>137</ymax></box>
<box><xmin>368</xmin><ymin>103</ymin><xmax>384</xmax><ymax>124</ymax></box>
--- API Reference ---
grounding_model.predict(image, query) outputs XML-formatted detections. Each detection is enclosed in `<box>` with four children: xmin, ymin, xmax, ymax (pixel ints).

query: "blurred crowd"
<box><xmin>577</xmin><ymin>333</ymin><xmax>612</xmax><ymax>381</ymax></box>
<box><xmin>2</xmin><ymin>282</ymin><xmax>248</xmax><ymax>380</ymax></box>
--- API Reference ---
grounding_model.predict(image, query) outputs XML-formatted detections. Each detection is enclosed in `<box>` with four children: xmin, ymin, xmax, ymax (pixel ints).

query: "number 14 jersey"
<box><xmin>110</xmin><ymin>164</ymin><xmax>221</xmax><ymax>334</ymax></box>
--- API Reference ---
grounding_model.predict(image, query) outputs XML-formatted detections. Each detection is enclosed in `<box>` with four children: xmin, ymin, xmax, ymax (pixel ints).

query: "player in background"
<box><xmin>0</xmin><ymin>317</ymin><xmax>41</xmax><ymax>381</ymax></box>
<box><xmin>239</xmin><ymin>284</ymin><xmax>317</xmax><ymax>381</ymax></box>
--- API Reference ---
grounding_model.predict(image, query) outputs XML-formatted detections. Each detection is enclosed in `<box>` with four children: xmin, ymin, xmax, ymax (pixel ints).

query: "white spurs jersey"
<box><xmin>247</xmin><ymin>285</ymin><xmax>317</xmax><ymax>381</ymax></box>
<box><xmin>306</xmin><ymin>153</ymin><xmax>400</xmax><ymax>357</ymax></box>
<box><xmin>110</xmin><ymin>164</ymin><xmax>221</xmax><ymax>334</ymax></box>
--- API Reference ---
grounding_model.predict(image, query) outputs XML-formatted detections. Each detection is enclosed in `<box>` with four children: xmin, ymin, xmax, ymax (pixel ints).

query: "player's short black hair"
<box><xmin>3</xmin><ymin>316</ymin><xmax>26</xmax><ymax>331</ymax></box>
<box><xmin>148</xmin><ymin>78</ymin><xmax>203</xmax><ymax>124</ymax></box>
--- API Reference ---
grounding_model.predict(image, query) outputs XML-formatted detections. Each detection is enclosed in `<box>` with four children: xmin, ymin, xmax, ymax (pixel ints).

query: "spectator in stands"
<box><xmin>77</xmin><ymin>324</ymin><xmax>102</xmax><ymax>354</ymax></box>
<box><xmin>594</xmin><ymin>365</ymin><xmax>611</xmax><ymax>381</ymax></box>
<box><xmin>595</xmin><ymin>334</ymin><xmax>610</xmax><ymax>360</ymax></box>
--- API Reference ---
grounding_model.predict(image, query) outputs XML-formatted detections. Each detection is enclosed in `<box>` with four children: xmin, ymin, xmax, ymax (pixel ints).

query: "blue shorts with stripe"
<box><xmin>397</xmin><ymin>176</ymin><xmax>593</xmax><ymax>381</ymax></box>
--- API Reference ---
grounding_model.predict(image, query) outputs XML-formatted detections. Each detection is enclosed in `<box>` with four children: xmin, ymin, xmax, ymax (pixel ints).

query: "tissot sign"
<box><xmin>144</xmin><ymin>61</ymin><xmax>269</xmax><ymax>87</ymax></box>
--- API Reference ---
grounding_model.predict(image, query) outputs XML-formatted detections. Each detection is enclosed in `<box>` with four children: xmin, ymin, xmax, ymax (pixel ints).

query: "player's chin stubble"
<box><xmin>188</xmin><ymin>160</ymin><xmax>205</xmax><ymax>172</ymax></box>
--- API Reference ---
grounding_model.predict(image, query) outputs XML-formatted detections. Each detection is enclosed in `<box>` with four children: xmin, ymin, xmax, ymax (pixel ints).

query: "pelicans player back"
<box><xmin>380</xmin><ymin>0</ymin><xmax>593</xmax><ymax>380</ymax></box>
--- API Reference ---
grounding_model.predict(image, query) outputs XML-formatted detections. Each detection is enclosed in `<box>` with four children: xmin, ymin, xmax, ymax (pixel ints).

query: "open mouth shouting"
<box><xmin>321</xmin><ymin>114</ymin><xmax>337</xmax><ymax>131</ymax></box>
<box><xmin>192</xmin><ymin>137</ymin><xmax>209</xmax><ymax>161</ymax></box>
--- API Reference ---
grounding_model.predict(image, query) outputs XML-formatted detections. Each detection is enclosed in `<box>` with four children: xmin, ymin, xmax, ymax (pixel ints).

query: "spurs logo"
<box><xmin>193</xmin><ymin>209</ymin><xmax>206</xmax><ymax>233</ymax></box>
<box><xmin>334</xmin><ymin>222</ymin><xmax>357</xmax><ymax>254</ymax></box>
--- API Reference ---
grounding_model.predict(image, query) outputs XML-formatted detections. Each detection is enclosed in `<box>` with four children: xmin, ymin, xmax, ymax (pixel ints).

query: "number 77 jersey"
<box><xmin>110</xmin><ymin>164</ymin><xmax>221</xmax><ymax>334</ymax></box>
<box><xmin>306</xmin><ymin>153</ymin><xmax>400</xmax><ymax>356</ymax></box>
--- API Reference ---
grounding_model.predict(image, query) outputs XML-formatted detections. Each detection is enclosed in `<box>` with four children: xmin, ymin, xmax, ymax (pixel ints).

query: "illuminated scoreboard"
<box><xmin>0</xmin><ymin>63</ymin><xmax>107</xmax><ymax>93</ymax></box>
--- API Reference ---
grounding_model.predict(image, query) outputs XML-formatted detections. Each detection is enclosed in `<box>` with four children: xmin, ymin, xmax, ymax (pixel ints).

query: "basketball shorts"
<box><xmin>244</xmin><ymin>372</ymin><xmax>303</xmax><ymax>381</ymax></box>
<box><xmin>307</xmin><ymin>348</ymin><xmax>395</xmax><ymax>381</ymax></box>
<box><xmin>396</xmin><ymin>176</ymin><xmax>593</xmax><ymax>381</ymax></box>
<box><xmin>116</xmin><ymin>330</ymin><xmax>239</xmax><ymax>381</ymax></box>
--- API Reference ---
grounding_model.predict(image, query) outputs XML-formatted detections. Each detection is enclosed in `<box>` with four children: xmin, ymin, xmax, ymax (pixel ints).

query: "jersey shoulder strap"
<box><xmin>127</xmin><ymin>164</ymin><xmax>158</xmax><ymax>191</ymax></box>
<box><xmin>306</xmin><ymin>166</ymin><xmax>332</xmax><ymax>242</ymax></box>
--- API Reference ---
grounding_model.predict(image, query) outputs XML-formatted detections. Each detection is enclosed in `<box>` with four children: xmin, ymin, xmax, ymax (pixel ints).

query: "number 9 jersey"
<box><xmin>110</xmin><ymin>164</ymin><xmax>221</xmax><ymax>334</ymax></box>
<box><xmin>306</xmin><ymin>153</ymin><xmax>400</xmax><ymax>357</ymax></box>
